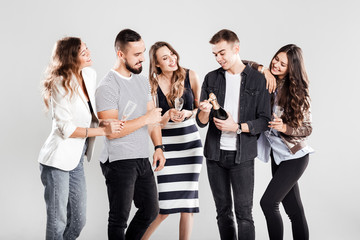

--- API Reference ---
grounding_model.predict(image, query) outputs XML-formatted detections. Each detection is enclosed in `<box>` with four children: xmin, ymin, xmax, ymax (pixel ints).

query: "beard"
<box><xmin>125</xmin><ymin>60</ymin><xmax>142</xmax><ymax>74</ymax></box>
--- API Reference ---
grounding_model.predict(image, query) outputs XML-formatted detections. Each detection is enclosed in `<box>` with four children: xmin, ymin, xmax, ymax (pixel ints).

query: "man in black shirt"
<box><xmin>196</xmin><ymin>29</ymin><xmax>271</xmax><ymax>240</ymax></box>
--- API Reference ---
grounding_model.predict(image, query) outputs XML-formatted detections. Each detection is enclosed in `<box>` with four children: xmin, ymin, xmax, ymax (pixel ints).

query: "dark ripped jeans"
<box><xmin>207</xmin><ymin>150</ymin><xmax>255</xmax><ymax>240</ymax></box>
<box><xmin>100</xmin><ymin>158</ymin><xmax>159</xmax><ymax>240</ymax></box>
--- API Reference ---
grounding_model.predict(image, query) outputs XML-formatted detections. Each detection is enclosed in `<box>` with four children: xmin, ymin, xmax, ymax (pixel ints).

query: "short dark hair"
<box><xmin>209</xmin><ymin>29</ymin><xmax>240</xmax><ymax>45</ymax></box>
<box><xmin>114</xmin><ymin>29</ymin><xmax>142</xmax><ymax>52</ymax></box>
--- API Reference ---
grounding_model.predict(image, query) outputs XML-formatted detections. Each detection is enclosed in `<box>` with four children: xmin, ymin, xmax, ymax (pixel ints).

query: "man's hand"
<box><xmin>145</xmin><ymin>107</ymin><xmax>162</xmax><ymax>125</ymax></box>
<box><xmin>213</xmin><ymin>112</ymin><xmax>238</xmax><ymax>132</ymax></box>
<box><xmin>199</xmin><ymin>100</ymin><xmax>212</xmax><ymax>113</ymax></box>
<box><xmin>153</xmin><ymin>149</ymin><xmax>166</xmax><ymax>171</ymax></box>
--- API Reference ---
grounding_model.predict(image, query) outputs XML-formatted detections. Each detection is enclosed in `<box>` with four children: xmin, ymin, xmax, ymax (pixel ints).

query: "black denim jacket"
<box><xmin>196</xmin><ymin>65</ymin><xmax>271</xmax><ymax>164</ymax></box>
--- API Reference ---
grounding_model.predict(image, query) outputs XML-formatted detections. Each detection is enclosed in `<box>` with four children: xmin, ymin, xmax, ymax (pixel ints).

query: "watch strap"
<box><xmin>154</xmin><ymin>145</ymin><xmax>165</xmax><ymax>151</ymax></box>
<box><xmin>236</xmin><ymin>124</ymin><xmax>242</xmax><ymax>134</ymax></box>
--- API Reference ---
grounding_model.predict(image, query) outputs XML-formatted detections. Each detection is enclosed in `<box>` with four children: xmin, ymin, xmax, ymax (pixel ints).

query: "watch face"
<box><xmin>237</xmin><ymin>124</ymin><xmax>242</xmax><ymax>134</ymax></box>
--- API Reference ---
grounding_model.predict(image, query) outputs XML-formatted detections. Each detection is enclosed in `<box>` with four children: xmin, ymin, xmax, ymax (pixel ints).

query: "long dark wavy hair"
<box><xmin>42</xmin><ymin>37</ymin><xmax>82</xmax><ymax>110</ymax></box>
<box><xmin>270</xmin><ymin>44</ymin><xmax>310</xmax><ymax>128</ymax></box>
<box><xmin>149</xmin><ymin>41</ymin><xmax>186</xmax><ymax>107</ymax></box>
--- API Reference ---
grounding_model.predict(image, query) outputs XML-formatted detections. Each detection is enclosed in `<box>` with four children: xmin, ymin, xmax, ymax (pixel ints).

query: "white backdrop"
<box><xmin>1</xmin><ymin>0</ymin><xmax>359</xmax><ymax>239</ymax></box>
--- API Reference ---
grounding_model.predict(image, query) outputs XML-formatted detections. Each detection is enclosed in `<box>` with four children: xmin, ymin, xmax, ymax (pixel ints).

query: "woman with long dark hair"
<box><xmin>257</xmin><ymin>44</ymin><xmax>313</xmax><ymax>240</ymax></box>
<box><xmin>142</xmin><ymin>41</ymin><xmax>203</xmax><ymax>240</ymax></box>
<box><xmin>39</xmin><ymin>37</ymin><xmax>122</xmax><ymax>239</ymax></box>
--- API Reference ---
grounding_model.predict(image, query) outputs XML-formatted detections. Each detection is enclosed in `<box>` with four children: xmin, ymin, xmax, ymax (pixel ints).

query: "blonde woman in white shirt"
<box><xmin>39</xmin><ymin>37</ymin><xmax>122</xmax><ymax>240</ymax></box>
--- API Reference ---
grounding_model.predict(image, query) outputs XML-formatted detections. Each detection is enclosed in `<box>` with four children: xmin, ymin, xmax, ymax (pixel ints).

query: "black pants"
<box><xmin>207</xmin><ymin>150</ymin><xmax>255</xmax><ymax>240</ymax></box>
<box><xmin>260</xmin><ymin>152</ymin><xmax>309</xmax><ymax>240</ymax></box>
<box><xmin>100</xmin><ymin>158</ymin><xmax>159</xmax><ymax>240</ymax></box>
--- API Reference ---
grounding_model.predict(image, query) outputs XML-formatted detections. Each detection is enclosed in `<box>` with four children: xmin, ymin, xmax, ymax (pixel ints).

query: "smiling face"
<box><xmin>271</xmin><ymin>52</ymin><xmax>288</xmax><ymax>79</ymax></box>
<box><xmin>155</xmin><ymin>46</ymin><xmax>178</xmax><ymax>73</ymax></box>
<box><xmin>212</xmin><ymin>40</ymin><xmax>239</xmax><ymax>71</ymax></box>
<box><xmin>120</xmin><ymin>39</ymin><xmax>146</xmax><ymax>74</ymax></box>
<box><xmin>78</xmin><ymin>42</ymin><xmax>92</xmax><ymax>69</ymax></box>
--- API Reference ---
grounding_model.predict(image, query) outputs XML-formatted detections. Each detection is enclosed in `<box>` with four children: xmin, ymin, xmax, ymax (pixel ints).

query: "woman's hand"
<box><xmin>264</xmin><ymin>68</ymin><xmax>277</xmax><ymax>93</ymax></box>
<box><xmin>169</xmin><ymin>109</ymin><xmax>193</xmax><ymax>122</ymax></box>
<box><xmin>100</xmin><ymin>119</ymin><xmax>124</xmax><ymax>135</ymax></box>
<box><xmin>268</xmin><ymin>113</ymin><xmax>287</xmax><ymax>133</ymax></box>
<box><xmin>177</xmin><ymin>109</ymin><xmax>193</xmax><ymax>122</ymax></box>
<box><xmin>168</xmin><ymin>108</ymin><xmax>182</xmax><ymax>122</ymax></box>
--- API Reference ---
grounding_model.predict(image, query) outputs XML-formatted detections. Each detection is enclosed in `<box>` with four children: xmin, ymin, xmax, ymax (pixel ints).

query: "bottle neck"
<box><xmin>210</xmin><ymin>99</ymin><xmax>220</xmax><ymax>110</ymax></box>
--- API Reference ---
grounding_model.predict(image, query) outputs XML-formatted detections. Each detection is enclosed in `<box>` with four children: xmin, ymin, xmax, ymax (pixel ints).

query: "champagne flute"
<box><xmin>121</xmin><ymin>100</ymin><xmax>137</xmax><ymax>121</ymax></box>
<box><xmin>269</xmin><ymin>106</ymin><xmax>284</xmax><ymax>135</ymax></box>
<box><xmin>152</xmin><ymin>93</ymin><xmax>159</xmax><ymax>108</ymax></box>
<box><xmin>174</xmin><ymin>97</ymin><xmax>184</xmax><ymax>111</ymax></box>
<box><xmin>151</xmin><ymin>93</ymin><xmax>161</xmax><ymax>126</ymax></box>
<box><xmin>174</xmin><ymin>97</ymin><xmax>184</xmax><ymax>119</ymax></box>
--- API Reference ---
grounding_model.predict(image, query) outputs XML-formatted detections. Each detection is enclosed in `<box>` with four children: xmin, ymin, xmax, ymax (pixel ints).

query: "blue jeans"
<box><xmin>100</xmin><ymin>158</ymin><xmax>159</xmax><ymax>240</ymax></box>
<box><xmin>207</xmin><ymin>150</ymin><xmax>255</xmax><ymax>240</ymax></box>
<box><xmin>40</xmin><ymin>141</ymin><xmax>88</xmax><ymax>240</ymax></box>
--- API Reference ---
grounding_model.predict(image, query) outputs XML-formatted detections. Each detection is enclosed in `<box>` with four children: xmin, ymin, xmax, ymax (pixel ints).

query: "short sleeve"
<box><xmin>95</xmin><ymin>84</ymin><xmax>119</xmax><ymax>112</ymax></box>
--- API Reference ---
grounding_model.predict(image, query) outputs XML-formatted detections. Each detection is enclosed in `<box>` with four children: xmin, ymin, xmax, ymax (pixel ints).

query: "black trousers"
<box><xmin>260</xmin><ymin>152</ymin><xmax>309</xmax><ymax>240</ymax></box>
<box><xmin>207</xmin><ymin>150</ymin><xmax>255</xmax><ymax>240</ymax></box>
<box><xmin>100</xmin><ymin>158</ymin><xmax>159</xmax><ymax>240</ymax></box>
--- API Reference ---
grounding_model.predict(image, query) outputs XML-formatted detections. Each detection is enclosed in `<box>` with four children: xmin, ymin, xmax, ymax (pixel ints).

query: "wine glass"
<box><xmin>269</xmin><ymin>106</ymin><xmax>284</xmax><ymax>135</ymax></box>
<box><xmin>152</xmin><ymin>93</ymin><xmax>160</xmax><ymax>108</ymax></box>
<box><xmin>174</xmin><ymin>97</ymin><xmax>184</xmax><ymax>111</ymax></box>
<box><xmin>151</xmin><ymin>93</ymin><xmax>161</xmax><ymax>126</ymax></box>
<box><xmin>121</xmin><ymin>100</ymin><xmax>137</xmax><ymax>121</ymax></box>
<box><xmin>174</xmin><ymin>97</ymin><xmax>184</xmax><ymax>119</ymax></box>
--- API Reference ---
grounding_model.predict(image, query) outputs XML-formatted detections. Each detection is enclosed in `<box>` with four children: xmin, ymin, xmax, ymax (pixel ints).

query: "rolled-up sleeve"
<box><xmin>51</xmin><ymin>87</ymin><xmax>77</xmax><ymax>139</ymax></box>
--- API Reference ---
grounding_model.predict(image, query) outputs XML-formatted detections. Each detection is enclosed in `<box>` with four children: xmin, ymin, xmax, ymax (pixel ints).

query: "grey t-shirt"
<box><xmin>95</xmin><ymin>69</ymin><xmax>152</xmax><ymax>163</ymax></box>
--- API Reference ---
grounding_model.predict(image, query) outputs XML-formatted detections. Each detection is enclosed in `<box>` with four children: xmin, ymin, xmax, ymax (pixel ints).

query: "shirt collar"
<box><xmin>218</xmin><ymin>62</ymin><xmax>251</xmax><ymax>76</ymax></box>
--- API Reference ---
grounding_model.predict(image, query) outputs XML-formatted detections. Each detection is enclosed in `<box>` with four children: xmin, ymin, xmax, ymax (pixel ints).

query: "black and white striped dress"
<box><xmin>156</xmin><ymin>70</ymin><xmax>203</xmax><ymax>214</ymax></box>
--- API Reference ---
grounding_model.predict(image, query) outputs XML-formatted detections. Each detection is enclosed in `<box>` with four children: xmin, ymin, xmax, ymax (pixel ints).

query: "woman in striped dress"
<box><xmin>142</xmin><ymin>41</ymin><xmax>203</xmax><ymax>240</ymax></box>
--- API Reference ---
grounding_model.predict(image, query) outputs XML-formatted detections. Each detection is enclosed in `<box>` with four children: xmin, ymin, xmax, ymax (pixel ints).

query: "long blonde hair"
<box><xmin>149</xmin><ymin>41</ymin><xmax>186</xmax><ymax>107</ymax></box>
<box><xmin>42</xmin><ymin>37</ymin><xmax>82</xmax><ymax>110</ymax></box>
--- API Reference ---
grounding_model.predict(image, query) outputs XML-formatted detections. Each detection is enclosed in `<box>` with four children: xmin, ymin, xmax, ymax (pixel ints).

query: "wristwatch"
<box><xmin>236</xmin><ymin>124</ymin><xmax>242</xmax><ymax>134</ymax></box>
<box><xmin>154</xmin><ymin>145</ymin><xmax>165</xmax><ymax>152</ymax></box>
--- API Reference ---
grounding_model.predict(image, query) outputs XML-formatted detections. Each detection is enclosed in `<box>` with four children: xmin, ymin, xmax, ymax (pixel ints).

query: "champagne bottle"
<box><xmin>208</xmin><ymin>93</ymin><xmax>228</xmax><ymax>120</ymax></box>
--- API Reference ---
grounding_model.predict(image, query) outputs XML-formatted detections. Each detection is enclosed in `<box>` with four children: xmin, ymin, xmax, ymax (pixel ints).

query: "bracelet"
<box><xmin>85</xmin><ymin>128</ymin><xmax>88</xmax><ymax>138</ymax></box>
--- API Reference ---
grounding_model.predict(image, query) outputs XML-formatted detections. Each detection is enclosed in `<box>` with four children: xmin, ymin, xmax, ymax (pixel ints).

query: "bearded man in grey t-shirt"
<box><xmin>95</xmin><ymin>29</ymin><xmax>165</xmax><ymax>240</ymax></box>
